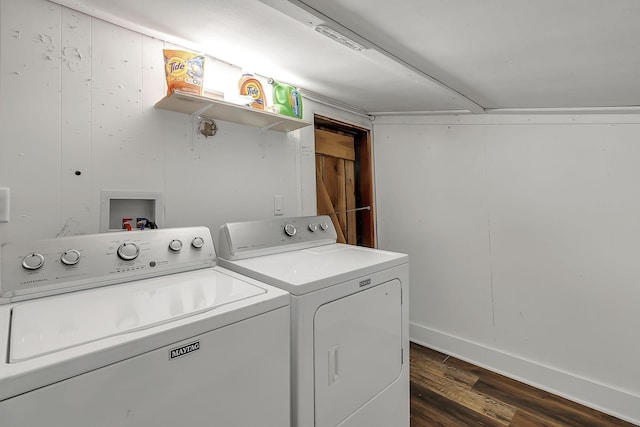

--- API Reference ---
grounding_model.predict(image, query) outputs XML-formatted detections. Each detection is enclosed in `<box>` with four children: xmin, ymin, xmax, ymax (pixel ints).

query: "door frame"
<box><xmin>314</xmin><ymin>115</ymin><xmax>375</xmax><ymax>248</ymax></box>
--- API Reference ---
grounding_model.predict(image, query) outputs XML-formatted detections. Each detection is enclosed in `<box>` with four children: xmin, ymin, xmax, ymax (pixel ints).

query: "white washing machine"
<box><xmin>218</xmin><ymin>215</ymin><xmax>409</xmax><ymax>427</ymax></box>
<box><xmin>0</xmin><ymin>226</ymin><xmax>290</xmax><ymax>427</ymax></box>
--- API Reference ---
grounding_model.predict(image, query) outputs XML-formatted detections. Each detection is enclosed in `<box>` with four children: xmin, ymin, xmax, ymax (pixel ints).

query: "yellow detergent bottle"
<box><xmin>238</xmin><ymin>73</ymin><xmax>266</xmax><ymax>110</ymax></box>
<box><xmin>268</xmin><ymin>78</ymin><xmax>303</xmax><ymax>119</ymax></box>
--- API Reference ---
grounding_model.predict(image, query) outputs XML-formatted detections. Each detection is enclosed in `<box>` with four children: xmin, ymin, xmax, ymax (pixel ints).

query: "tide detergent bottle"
<box><xmin>238</xmin><ymin>72</ymin><xmax>266</xmax><ymax>110</ymax></box>
<box><xmin>268</xmin><ymin>78</ymin><xmax>303</xmax><ymax>119</ymax></box>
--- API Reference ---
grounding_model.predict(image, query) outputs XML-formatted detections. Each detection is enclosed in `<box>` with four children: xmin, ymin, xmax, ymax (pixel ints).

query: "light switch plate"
<box><xmin>0</xmin><ymin>188</ymin><xmax>9</xmax><ymax>223</ymax></box>
<box><xmin>273</xmin><ymin>195</ymin><xmax>284</xmax><ymax>216</ymax></box>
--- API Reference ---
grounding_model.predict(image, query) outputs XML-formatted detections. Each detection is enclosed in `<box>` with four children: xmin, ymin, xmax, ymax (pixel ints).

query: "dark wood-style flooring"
<box><xmin>410</xmin><ymin>342</ymin><xmax>637</xmax><ymax>426</ymax></box>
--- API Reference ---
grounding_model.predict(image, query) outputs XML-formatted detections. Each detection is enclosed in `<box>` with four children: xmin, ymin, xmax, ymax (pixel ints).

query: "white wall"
<box><xmin>8</xmin><ymin>0</ymin><xmax>636</xmax><ymax>422</ymax></box>
<box><xmin>0</xmin><ymin>0</ymin><xmax>304</xmax><ymax>246</ymax></box>
<box><xmin>373</xmin><ymin>114</ymin><xmax>640</xmax><ymax>424</ymax></box>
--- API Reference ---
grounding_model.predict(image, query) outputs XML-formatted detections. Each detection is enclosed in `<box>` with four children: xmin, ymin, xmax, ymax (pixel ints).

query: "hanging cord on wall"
<box><xmin>327</xmin><ymin>206</ymin><xmax>370</xmax><ymax>215</ymax></box>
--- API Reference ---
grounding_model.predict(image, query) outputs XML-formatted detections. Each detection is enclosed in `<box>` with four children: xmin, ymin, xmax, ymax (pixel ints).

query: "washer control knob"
<box><xmin>22</xmin><ymin>253</ymin><xmax>45</xmax><ymax>270</ymax></box>
<box><xmin>284</xmin><ymin>223</ymin><xmax>297</xmax><ymax>237</ymax></box>
<box><xmin>191</xmin><ymin>236</ymin><xmax>205</xmax><ymax>249</ymax></box>
<box><xmin>319</xmin><ymin>221</ymin><xmax>330</xmax><ymax>231</ymax></box>
<box><xmin>117</xmin><ymin>242</ymin><xmax>140</xmax><ymax>261</ymax></box>
<box><xmin>308</xmin><ymin>223</ymin><xmax>318</xmax><ymax>232</ymax></box>
<box><xmin>169</xmin><ymin>239</ymin><xmax>183</xmax><ymax>252</ymax></box>
<box><xmin>60</xmin><ymin>249</ymin><xmax>81</xmax><ymax>266</ymax></box>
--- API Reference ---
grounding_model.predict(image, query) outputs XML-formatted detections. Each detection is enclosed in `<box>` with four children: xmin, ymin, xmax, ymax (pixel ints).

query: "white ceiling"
<box><xmin>54</xmin><ymin>0</ymin><xmax>640</xmax><ymax>114</ymax></box>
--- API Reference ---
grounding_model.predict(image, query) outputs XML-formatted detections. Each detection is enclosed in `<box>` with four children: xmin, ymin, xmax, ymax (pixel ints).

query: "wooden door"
<box><xmin>315</xmin><ymin>115</ymin><xmax>375</xmax><ymax>248</ymax></box>
<box><xmin>315</xmin><ymin>128</ymin><xmax>357</xmax><ymax>244</ymax></box>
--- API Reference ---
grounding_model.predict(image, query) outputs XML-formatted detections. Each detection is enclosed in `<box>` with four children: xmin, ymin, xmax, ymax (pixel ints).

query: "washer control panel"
<box><xmin>0</xmin><ymin>226</ymin><xmax>215</xmax><ymax>303</ymax></box>
<box><xmin>218</xmin><ymin>215</ymin><xmax>338</xmax><ymax>261</ymax></box>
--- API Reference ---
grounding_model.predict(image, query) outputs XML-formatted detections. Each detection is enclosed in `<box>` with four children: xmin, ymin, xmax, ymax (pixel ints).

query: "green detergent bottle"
<box><xmin>268</xmin><ymin>78</ymin><xmax>303</xmax><ymax>119</ymax></box>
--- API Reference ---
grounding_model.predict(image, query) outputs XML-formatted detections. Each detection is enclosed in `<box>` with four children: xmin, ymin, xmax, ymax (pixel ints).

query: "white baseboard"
<box><xmin>410</xmin><ymin>322</ymin><xmax>640</xmax><ymax>425</ymax></box>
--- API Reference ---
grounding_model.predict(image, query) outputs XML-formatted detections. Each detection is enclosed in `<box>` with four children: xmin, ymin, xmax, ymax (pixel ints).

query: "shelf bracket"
<box><xmin>260</xmin><ymin>121</ymin><xmax>284</xmax><ymax>134</ymax></box>
<box><xmin>190</xmin><ymin>103</ymin><xmax>214</xmax><ymax>120</ymax></box>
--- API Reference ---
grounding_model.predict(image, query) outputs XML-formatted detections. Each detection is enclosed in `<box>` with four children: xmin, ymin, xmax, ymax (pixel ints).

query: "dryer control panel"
<box><xmin>0</xmin><ymin>227</ymin><xmax>215</xmax><ymax>303</ymax></box>
<box><xmin>218</xmin><ymin>215</ymin><xmax>338</xmax><ymax>260</ymax></box>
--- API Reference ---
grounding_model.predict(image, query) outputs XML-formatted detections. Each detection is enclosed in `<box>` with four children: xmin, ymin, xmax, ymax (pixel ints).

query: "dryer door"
<box><xmin>314</xmin><ymin>279</ymin><xmax>402</xmax><ymax>427</ymax></box>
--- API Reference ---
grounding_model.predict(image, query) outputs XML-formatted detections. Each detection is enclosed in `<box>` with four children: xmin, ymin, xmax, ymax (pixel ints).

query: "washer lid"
<box><xmin>9</xmin><ymin>269</ymin><xmax>265</xmax><ymax>363</ymax></box>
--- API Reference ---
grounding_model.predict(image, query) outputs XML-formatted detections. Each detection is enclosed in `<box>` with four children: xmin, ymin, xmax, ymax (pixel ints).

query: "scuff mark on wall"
<box><xmin>57</xmin><ymin>218</ymin><xmax>80</xmax><ymax>237</ymax></box>
<box><xmin>37</xmin><ymin>33</ymin><xmax>55</xmax><ymax>52</ymax></box>
<box><xmin>37</xmin><ymin>33</ymin><xmax>58</xmax><ymax>66</ymax></box>
<box><xmin>62</xmin><ymin>46</ymin><xmax>83</xmax><ymax>71</ymax></box>
<box><xmin>63</xmin><ymin>46</ymin><xmax>82</xmax><ymax>61</ymax></box>
<box><xmin>35</xmin><ymin>33</ymin><xmax>84</xmax><ymax>71</ymax></box>
<box><xmin>68</xmin><ymin>14</ymin><xmax>81</xmax><ymax>30</ymax></box>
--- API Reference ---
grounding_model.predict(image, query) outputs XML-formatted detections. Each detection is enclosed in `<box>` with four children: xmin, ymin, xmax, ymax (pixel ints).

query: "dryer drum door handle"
<box><xmin>328</xmin><ymin>345</ymin><xmax>339</xmax><ymax>385</ymax></box>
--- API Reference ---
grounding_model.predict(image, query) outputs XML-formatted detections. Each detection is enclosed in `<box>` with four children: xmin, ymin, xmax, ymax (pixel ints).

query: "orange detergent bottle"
<box><xmin>238</xmin><ymin>73</ymin><xmax>266</xmax><ymax>110</ymax></box>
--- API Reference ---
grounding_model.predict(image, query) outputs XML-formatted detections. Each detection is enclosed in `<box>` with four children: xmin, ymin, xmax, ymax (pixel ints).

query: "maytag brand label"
<box><xmin>169</xmin><ymin>341</ymin><xmax>200</xmax><ymax>360</ymax></box>
<box><xmin>359</xmin><ymin>278</ymin><xmax>372</xmax><ymax>287</ymax></box>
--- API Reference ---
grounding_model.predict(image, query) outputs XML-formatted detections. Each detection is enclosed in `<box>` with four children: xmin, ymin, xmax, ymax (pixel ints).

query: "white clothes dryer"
<box><xmin>0</xmin><ymin>227</ymin><xmax>290</xmax><ymax>427</ymax></box>
<box><xmin>218</xmin><ymin>215</ymin><xmax>409</xmax><ymax>427</ymax></box>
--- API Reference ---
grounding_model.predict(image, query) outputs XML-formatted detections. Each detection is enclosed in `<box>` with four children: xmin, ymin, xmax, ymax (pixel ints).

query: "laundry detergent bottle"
<box><xmin>238</xmin><ymin>72</ymin><xmax>266</xmax><ymax>110</ymax></box>
<box><xmin>268</xmin><ymin>78</ymin><xmax>303</xmax><ymax>119</ymax></box>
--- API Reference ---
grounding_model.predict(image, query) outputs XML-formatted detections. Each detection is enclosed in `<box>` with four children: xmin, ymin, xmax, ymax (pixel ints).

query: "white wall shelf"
<box><xmin>155</xmin><ymin>91</ymin><xmax>312</xmax><ymax>133</ymax></box>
